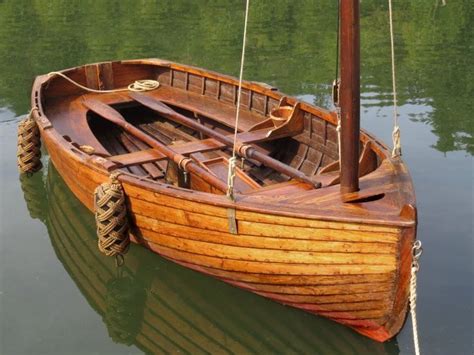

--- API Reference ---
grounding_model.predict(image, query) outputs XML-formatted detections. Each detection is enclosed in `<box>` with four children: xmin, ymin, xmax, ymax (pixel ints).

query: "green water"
<box><xmin>0</xmin><ymin>1</ymin><xmax>472</xmax><ymax>354</ymax></box>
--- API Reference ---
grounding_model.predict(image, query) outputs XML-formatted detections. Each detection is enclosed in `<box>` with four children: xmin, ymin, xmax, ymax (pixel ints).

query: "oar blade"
<box><xmin>129</xmin><ymin>92</ymin><xmax>175</xmax><ymax>116</ymax></box>
<box><xmin>82</xmin><ymin>98</ymin><xmax>126</xmax><ymax>125</ymax></box>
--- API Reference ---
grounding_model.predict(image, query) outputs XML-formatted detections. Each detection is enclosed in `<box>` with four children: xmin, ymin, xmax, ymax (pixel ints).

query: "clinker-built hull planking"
<box><xmin>31</xmin><ymin>59</ymin><xmax>416</xmax><ymax>341</ymax></box>
<box><xmin>30</xmin><ymin>165</ymin><xmax>397</xmax><ymax>353</ymax></box>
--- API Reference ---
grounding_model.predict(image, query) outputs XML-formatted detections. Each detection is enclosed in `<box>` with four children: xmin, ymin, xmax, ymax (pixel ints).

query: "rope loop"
<box><xmin>128</xmin><ymin>80</ymin><xmax>160</xmax><ymax>92</ymax></box>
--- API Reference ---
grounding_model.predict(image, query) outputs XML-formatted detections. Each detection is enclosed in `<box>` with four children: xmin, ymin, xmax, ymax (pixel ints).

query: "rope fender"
<box><xmin>17</xmin><ymin>110</ymin><xmax>42</xmax><ymax>174</ymax></box>
<box><xmin>94</xmin><ymin>172</ymin><xmax>130</xmax><ymax>257</ymax></box>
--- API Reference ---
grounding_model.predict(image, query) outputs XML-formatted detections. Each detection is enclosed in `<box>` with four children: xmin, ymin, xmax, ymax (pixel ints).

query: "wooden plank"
<box><xmin>149</xmin><ymin>85</ymin><xmax>267</xmax><ymax>131</ymax></box>
<box><xmin>145</xmin><ymin>242</ymin><xmax>396</xmax><ymax>275</ymax></box>
<box><xmin>135</xmin><ymin>214</ymin><xmax>398</xmax><ymax>254</ymax></box>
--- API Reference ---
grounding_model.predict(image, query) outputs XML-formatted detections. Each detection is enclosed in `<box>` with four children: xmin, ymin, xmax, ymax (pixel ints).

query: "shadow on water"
<box><xmin>19</xmin><ymin>163</ymin><xmax>400</xmax><ymax>354</ymax></box>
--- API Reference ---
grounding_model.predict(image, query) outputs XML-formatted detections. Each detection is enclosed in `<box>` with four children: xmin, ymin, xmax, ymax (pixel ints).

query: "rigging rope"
<box><xmin>227</xmin><ymin>0</ymin><xmax>250</xmax><ymax>200</ymax></box>
<box><xmin>333</xmin><ymin>0</ymin><xmax>342</xmax><ymax>170</ymax></box>
<box><xmin>388</xmin><ymin>0</ymin><xmax>401</xmax><ymax>157</ymax></box>
<box><xmin>388</xmin><ymin>4</ymin><xmax>421</xmax><ymax>352</ymax></box>
<box><xmin>47</xmin><ymin>71</ymin><xmax>160</xmax><ymax>93</ymax></box>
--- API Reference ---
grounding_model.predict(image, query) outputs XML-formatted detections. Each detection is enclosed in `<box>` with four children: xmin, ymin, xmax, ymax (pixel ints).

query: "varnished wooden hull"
<box><xmin>20</xmin><ymin>164</ymin><xmax>399</xmax><ymax>353</ymax></box>
<box><xmin>31</xmin><ymin>59</ymin><xmax>417</xmax><ymax>342</ymax></box>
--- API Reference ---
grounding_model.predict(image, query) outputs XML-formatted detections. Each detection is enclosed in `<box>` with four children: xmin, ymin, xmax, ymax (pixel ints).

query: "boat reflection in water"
<box><xmin>20</xmin><ymin>164</ymin><xmax>400</xmax><ymax>354</ymax></box>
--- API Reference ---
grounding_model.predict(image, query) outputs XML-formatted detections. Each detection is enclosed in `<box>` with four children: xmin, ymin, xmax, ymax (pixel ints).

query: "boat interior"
<box><xmin>38</xmin><ymin>60</ymin><xmax>384</xmax><ymax>196</ymax></box>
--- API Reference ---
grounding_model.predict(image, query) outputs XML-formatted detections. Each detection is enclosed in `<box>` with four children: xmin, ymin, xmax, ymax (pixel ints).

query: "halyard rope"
<box><xmin>388</xmin><ymin>0</ymin><xmax>401</xmax><ymax>157</ymax></box>
<box><xmin>333</xmin><ymin>0</ymin><xmax>342</xmax><ymax>170</ymax></box>
<box><xmin>47</xmin><ymin>71</ymin><xmax>160</xmax><ymax>93</ymax></box>
<box><xmin>227</xmin><ymin>0</ymin><xmax>250</xmax><ymax>200</ymax></box>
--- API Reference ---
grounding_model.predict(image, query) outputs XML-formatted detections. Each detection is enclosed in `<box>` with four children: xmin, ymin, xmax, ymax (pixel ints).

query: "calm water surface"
<box><xmin>0</xmin><ymin>1</ymin><xmax>472</xmax><ymax>354</ymax></box>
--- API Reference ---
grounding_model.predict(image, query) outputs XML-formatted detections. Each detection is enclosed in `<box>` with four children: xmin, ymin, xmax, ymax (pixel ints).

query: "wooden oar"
<box><xmin>82</xmin><ymin>98</ymin><xmax>228</xmax><ymax>193</ymax></box>
<box><xmin>129</xmin><ymin>92</ymin><xmax>321</xmax><ymax>188</ymax></box>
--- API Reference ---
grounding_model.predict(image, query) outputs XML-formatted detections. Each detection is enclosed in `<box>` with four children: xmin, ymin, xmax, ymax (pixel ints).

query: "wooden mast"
<box><xmin>339</xmin><ymin>0</ymin><xmax>360</xmax><ymax>194</ymax></box>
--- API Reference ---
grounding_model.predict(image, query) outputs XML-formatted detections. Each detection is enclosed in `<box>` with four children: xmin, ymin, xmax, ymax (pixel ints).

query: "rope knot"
<box><xmin>109</xmin><ymin>171</ymin><xmax>122</xmax><ymax>185</ymax></box>
<box><xmin>392</xmin><ymin>125</ymin><xmax>402</xmax><ymax>157</ymax></box>
<box><xmin>226</xmin><ymin>156</ymin><xmax>237</xmax><ymax>201</ymax></box>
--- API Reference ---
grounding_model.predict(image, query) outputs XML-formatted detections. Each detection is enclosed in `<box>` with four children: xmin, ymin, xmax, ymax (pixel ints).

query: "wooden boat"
<box><xmin>28</xmin><ymin>2</ymin><xmax>416</xmax><ymax>342</ymax></box>
<box><xmin>19</xmin><ymin>163</ymin><xmax>399</xmax><ymax>354</ymax></box>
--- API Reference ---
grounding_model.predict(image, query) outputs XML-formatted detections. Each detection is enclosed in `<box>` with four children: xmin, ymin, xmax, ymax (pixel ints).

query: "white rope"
<box><xmin>47</xmin><ymin>71</ymin><xmax>160</xmax><ymax>93</ymax></box>
<box><xmin>332</xmin><ymin>79</ymin><xmax>342</xmax><ymax>170</ymax></box>
<box><xmin>336</xmin><ymin>106</ymin><xmax>342</xmax><ymax>170</ymax></box>
<box><xmin>227</xmin><ymin>0</ymin><xmax>250</xmax><ymax>200</ymax></box>
<box><xmin>226</xmin><ymin>156</ymin><xmax>237</xmax><ymax>200</ymax></box>
<box><xmin>410</xmin><ymin>240</ymin><xmax>423</xmax><ymax>355</ymax></box>
<box><xmin>388</xmin><ymin>0</ymin><xmax>401</xmax><ymax>157</ymax></box>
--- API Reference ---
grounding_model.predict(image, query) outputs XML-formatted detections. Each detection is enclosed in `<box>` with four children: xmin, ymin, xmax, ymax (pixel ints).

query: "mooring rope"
<box><xmin>47</xmin><ymin>71</ymin><xmax>160</xmax><ymax>93</ymax></box>
<box><xmin>410</xmin><ymin>240</ymin><xmax>423</xmax><ymax>355</ymax></box>
<box><xmin>388</xmin><ymin>0</ymin><xmax>401</xmax><ymax>157</ymax></box>
<box><xmin>227</xmin><ymin>0</ymin><xmax>250</xmax><ymax>200</ymax></box>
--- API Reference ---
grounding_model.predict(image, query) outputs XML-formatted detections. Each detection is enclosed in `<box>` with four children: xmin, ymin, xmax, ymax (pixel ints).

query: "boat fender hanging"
<box><xmin>94</xmin><ymin>172</ymin><xmax>130</xmax><ymax>257</ymax></box>
<box><xmin>17</xmin><ymin>109</ymin><xmax>42</xmax><ymax>174</ymax></box>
